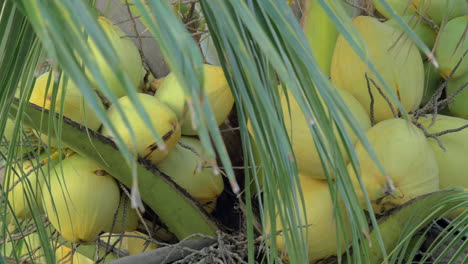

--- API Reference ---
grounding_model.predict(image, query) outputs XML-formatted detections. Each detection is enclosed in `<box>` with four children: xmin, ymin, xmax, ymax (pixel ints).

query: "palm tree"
<box><xmin>0</xmin><ymin>0</ymin><xmax>466</xmax><ymax>263</ymax></box>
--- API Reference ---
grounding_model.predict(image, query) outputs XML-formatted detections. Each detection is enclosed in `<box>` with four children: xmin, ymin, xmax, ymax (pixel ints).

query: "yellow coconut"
<box><xmin>86</xmin><ymin>16</ymin><xmax>146</xmax><ymax>98</ymax></box>
<box><xmin>29</xmin><ymin>71</ymin><xmax>104</xmax><ymax>147</ymax></box>
<box><xmin>56</xmin><ymin>245</ymin><xmax>94</xmax><ymax>264</ymax></box>
<box><xmin>331</xmin><ymin>16</ymin><xmax>424</xmax><ymax>122</ymax></box>
<box><xmin>8</xmin><ymin>225</ymin><xmax>56</xmax><ymax>264</ymax></box>
<box><xmin>42</xmin><ymin>154</ymin><xmax>120</xmax><ymax>243</ymax></box>
<box><xmin>156</xmin><ymin>136</ymin><xmax>224</xmax><ymax>213</ymax></box>
<box><xmin>100</xmin><ymin>232</ymin><xmax>129</xmax><ymax>252</ymax></box>
<box><xmin>101</xmin><ymin>93</ymin><xmax>181</xmax><ymax>164</ymax></box>
<box><xmin>154</xmin><ymin>64</ymin><xmax>234</xmax><ymax>135</ymax></box>
<box><xmin>384</xmin><ymin>15</ymin><xmax>437</xmax><ymax>51</ymax></box>
<box><xmin>124</xmin><ymin>231</ymin><xmax>158</xmax><ymax>255</ymax></box>
<box><xmin>1</xmin><ymin>119</ymin><xmax>40</xmax><ymax>158</ymax></box>
<box><xmin>4</xmin><ymin>151</ymin><xmax>61</xmax><ymax>219</ymax></box>
<box><xmin>268</xmin><ymin>175</ymin><xmax>350</xmax><ymax>262</ymax></box>
<box><xmin>446</xmin><ymin>73</ymin><xmax>468</xmax><ymax>119</ymax></box>
<box><xmin>17</xmin><ymin>232</ymin><xmax>46</xmax><ymax>263</ymax></box>
<box><xmin>417</xmin><ymin>115</ymin><xmax>467</xmax><ymax>190</ymax></box>
<box><xmin>435</xmin><ymin>16</ymin><xmax>468</xmax><ymax>79</ymax></box>
<box><xmin>413</xmin><ymin>0</ymin><xmax>468</xmax><ymax>25</ymax></box>
<box><xmin>372</xmin><ymin>0</ymin><xmax>417</xmax><ymax>19</ymax></box>
<box><xmin>102</xmin><ymin>195</ymin><xmax>140</xmax><ymax>234</ymax></box>
<box><xmin>348</xmin><ymin>118</ymin><xmax>439</xmax><ymax>214</ymax></box>
<box><xmin>277</xmin><ymin>87</ymin><xmax>371</xmax><ymax>179</ymax></box>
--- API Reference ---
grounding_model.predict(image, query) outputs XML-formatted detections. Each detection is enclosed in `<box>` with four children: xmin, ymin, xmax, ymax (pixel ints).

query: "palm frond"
<box><xmin>0</xmin><ymin>0</ymin><xmax>467</xmax><ymax>264</ymax></box>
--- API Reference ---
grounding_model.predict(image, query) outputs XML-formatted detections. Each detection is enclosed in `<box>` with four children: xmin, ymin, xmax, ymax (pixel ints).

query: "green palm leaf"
<box><xmin>0</xmin><ymin>0</ymin><xmax>466</xmax><ymax>264</ymax></box>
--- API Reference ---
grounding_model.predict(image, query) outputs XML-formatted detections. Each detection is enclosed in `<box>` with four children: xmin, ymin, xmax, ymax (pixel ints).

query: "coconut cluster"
<box><xmin>2</xmin><ymin>1</ymin><xmax>467</xmax><ymax>263</ymax></box>
<box><xmin>247</xmin><ymin>9</ymin><xmax>468</xmax><ymax>262</ymax></box>
<box><xmin>2</xmin><ymin>12</ymin><xmax>230</xmax><ymax>252</ymax></box>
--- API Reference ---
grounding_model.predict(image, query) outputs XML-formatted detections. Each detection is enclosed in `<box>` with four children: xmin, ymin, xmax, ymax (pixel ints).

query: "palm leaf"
<box><xmin>0</xmin><ymin>0</ymin><xmax>467</xmax><ymax>264</ymax></box>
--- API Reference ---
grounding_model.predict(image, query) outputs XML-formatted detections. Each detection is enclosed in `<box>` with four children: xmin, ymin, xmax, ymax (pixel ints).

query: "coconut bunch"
<box><xmin>3</xmin><ymin>1</ymin><xmax>467</xmax><ymax>263</ymax></box>
<box><xmin>248</xmin><ymin>3</ymin><xmax>468</xmax><ymax>261</ymax></box>
<box><xmin>2</xmin><ymin>11</ymin><xmax>232</xmax><ymax>250</ymax></box>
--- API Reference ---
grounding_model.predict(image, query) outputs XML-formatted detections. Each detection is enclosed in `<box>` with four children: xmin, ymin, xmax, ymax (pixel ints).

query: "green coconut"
<box><xmin>302</xmin><ymin>0</ymin><xmax>355</xmax><ymax>76</ymax></box>
<box><xmin>86</xmin><ymin>16</ymin><xmax>146</xmax><ymax>97</ymax></box>
<box><xmin>413</xmin><ymin>0</ymin><xmax>468</xmax><ymax>25</ymax></box>
<box><xmin>446</xmin><ymin>73</ymin><xmax>468</xmax><ymax>119</ymax></box>
<box><xmin>348</xmin><ymin>118</ymin><xmax>439</xmax><ymax>214</ymax></box>
<box><xmin>154</xmin><ymin>64</ymin><xmax>234</xmax><ymax>135</ymax></box>
<box><xmin>102</xmin><ymin>93</ymin><xmax>181</xmax><ymax>164</ymax></box>
<box><xmin>156</xmin><ymin>136</ymin><xmax>224</xmax><ymax>213</ymax></box>
<box><xmin>417</xmin><ymin>114</ymin><xmax>467</xmax><ymax>190</ymax></box>
<box><xmin>331</xmin><ymin>16</ymin><xmax>424</xmax><ymax>122</ymax></box>
<box><xmin>29</xmin><ymin>71</ymin><xmax>104</xmax><ymax>147</ymax></box>
<box><xmin>384</xmin><ymin>15</ymin><xmax>437</xmax><ymax>51</ymax></box>
<box><xmin>372</xmin><ymin>0</ymin><xmax>417</xmax><ymax>19</ymax></box>
<box><xmin>42</xmin><ymin>154</ymin><xmax>120</xmax><ymax>243</ymax></box>
<box><xmin>102</xmin><ymin>194</ymin><xmax>139</xmax><ymax>234</ymax></box>
<box><xmin>417</xmin><ymin>114</ymin><xmax>468</xmax><ymax>218</ymax></box>
<box><xmin>435</xmin><ymin>16</ymin><xmax>468</xmax><ymax>79</ymax></box>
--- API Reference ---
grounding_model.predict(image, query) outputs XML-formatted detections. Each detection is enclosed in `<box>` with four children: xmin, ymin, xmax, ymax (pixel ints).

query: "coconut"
<box><xmin>348</xmin><ymin>118</ymin><xmax>439</xmax><ymax>214</ymax></box>
<box><xmin>1</xmin><ymin>119</ymin><xmax>41</xmax><ymax>158</ymax></box>
<box><xmin>268</xmin><ymin>175</ymin><xmax>350</xmax><ymax>262</ymax></box>
<box><xmin>7</xmin><ymin>225</ymin><xmax>56</xmax><ymax>263</ymax></box>
<box><xmin>384</xmin><ymin>15</ymin><xmax>437</xmax><ymax>51</ymax></box>
<box><xmin>124</xmin><ymin>231</ymin><xmax>158</xmax><ymax>255</ymax></box>
<box><xmin>18</xmin><ymin>232</ymin><xmax>47</xmax><ymax>263</ymax></box>
<box><xmin>156</xmin><ymin>136</ymin><xmax>224</xmax><ymax>213</ymax></box>
<box><xmin>154</xmin><ymin>64</ymin><xmax>234</xmax><ymax>135</ymax></box>
<box><xmin>417</xmin><ymin>115</ymin><xmax>468</xmax><ymax>218</ymax></box>
<box><xmin>4</xmin><ymin>151</ymin><xmax>60</xmax><ymax>219</ymax></box>
<box><xmin>446</xmin><ymin>73</ymin><xmax>468</xmax><ymax>119</ymax></box>
<box><xmin>302</xmin><ymin>0</ymin><xmax>344</xmax><ymax>76</ymax></box>
<box><xmin>372</xmin><ymin>0</ymin><xmax>416</xmax><ymax>19</ymax></box>
<box><xmin>417</xmin><ymin>115</ymin><xmax>467</xmax><ymax>190</ymax></box>
<box><xmin>435</xmin><ymin>16</ymin><xmax>468</xmax><ymax>79</ymax></box>
<box><xmin>277</xmin><ymin>87</ymin><xmax>371</xmax><ymax>179</ymax></box>
<box><xmin>86</xmin><ymin>16</ymin><xmax>146</xmax><ymax>98</ymax></box>
<box><xmin>56</xmin><ymin>245</ymin><xmax>94</xmax><ymax>264</ymax></box>
<box><xmin>102</xmin><ymin>194</ymin><xmax>139</xmax><ymax>234</ymax></box>
<box><xmin>29</xmin><ymin>71</ymin><xmax>104</xmax><ymax>147</ymax></box>
<box><xmin>331</xmin><ymin>16</ymin><xmax>424</xmax><ymax>122</ymax></box>
<box><xmin>413</xmin><ymin>0</ymin><xmax>468</xmax><ymax>25</ymax></box>
<box><xmin>42</xmin><ymin>154</ymin><xmax>120</xmax><ymax>243</ymax></box>
<box><xmin>101</xmin><ymin>93</ymin><xmax>181</xmax><ymax>164</ymax></box>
